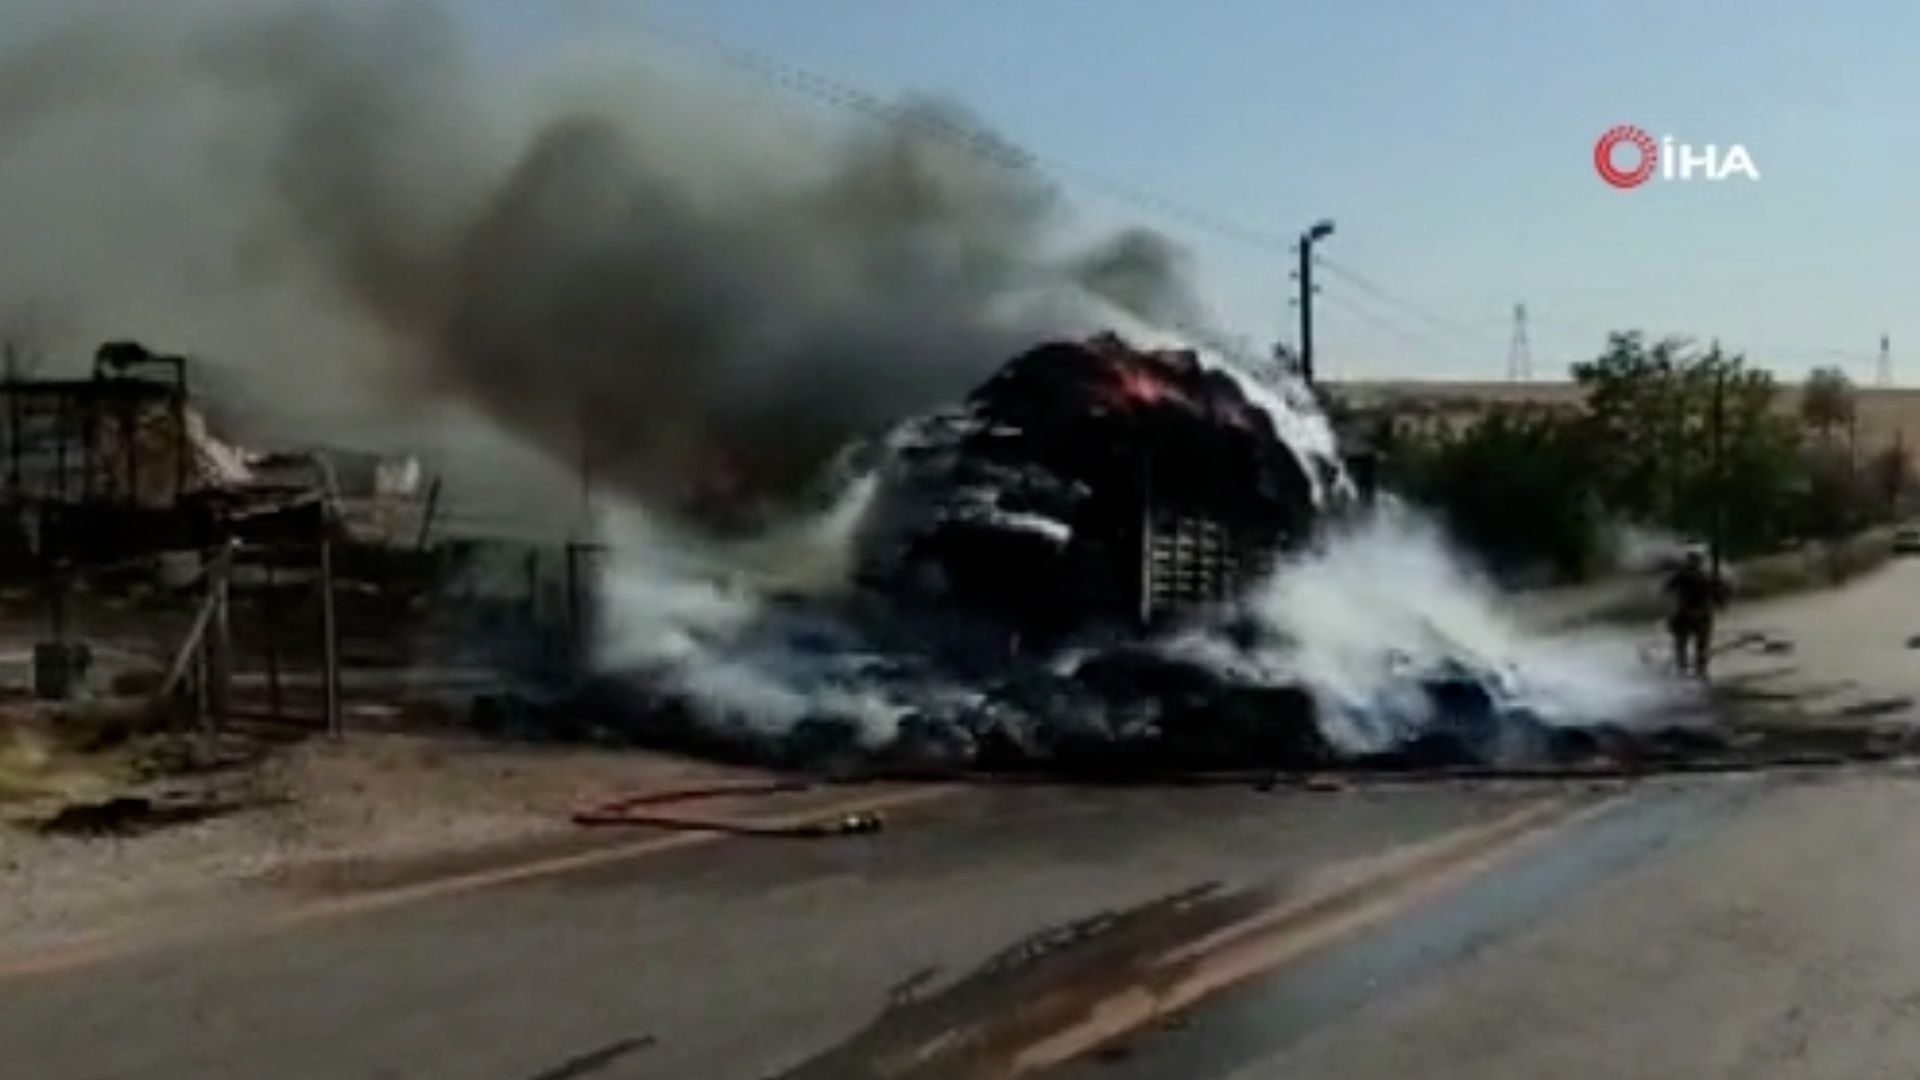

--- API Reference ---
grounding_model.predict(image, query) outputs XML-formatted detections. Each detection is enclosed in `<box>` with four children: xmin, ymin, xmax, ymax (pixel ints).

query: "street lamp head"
<box><xmin>1307</xmin><ymin>219</ymin><xmax>1335</xmax><ymax>242</ymax></box>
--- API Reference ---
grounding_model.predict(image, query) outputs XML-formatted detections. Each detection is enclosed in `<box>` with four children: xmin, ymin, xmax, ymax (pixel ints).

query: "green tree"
<box><xmin>1793</xmin><ymin>445</ymin><xmax>1874</xmax><ymax>539</ymax></box>
<box><xmin>1866</xmin><ymin>439</ymin><xmax>1914</xmax><ymax>519</ymax></box>
<box><xmin>1570</xmin><ymin>335</ymin><xmax>1800</xmax><ymax>556</ymax></box>
<box><xmin>1570</xmin><ymin>332</ymin><xmax>1689</xmax><ymax>522</ymax></box>
<box><xmin>1799</xmin><ymin>366</ymin><xmax>1857</xmax><ymax>445</ymax></box>
<box><xmin>1387</xmin><ymin>406</ymin><xmax>1608</xmax><ymax>582</ymax></box>
<box><xmin>1368</xmin><ymin>331</ymin><xmax>1892</xmax><ymax>584</ymax></box>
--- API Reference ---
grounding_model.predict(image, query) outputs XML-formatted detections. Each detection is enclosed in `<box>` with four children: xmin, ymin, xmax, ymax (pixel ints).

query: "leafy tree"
<box><xmin>1360</xmin><ymin>330</ymin><xmax>1897</xmax><ymax>583</ymax></box>
<box><xmin>1864</xmin><ymin>439</ymin><xmax>1914</xmax><ymax>520</ymax></box>
<box><xmin>1799</xmin><ymin>366</ymin><xmax>1857</xmax><ymax>445</ymax></box>
<box><xmin>1793</xmin><ymin>445</ymin><xmax>1874</xmax><ymax>539</ymax></box>
<box><xmin>1569</xmin><ymin>335</ymin><xmax>1800</xmax><ymax>553</ymax></box>
<box><xmin>1383</xmin><ymin>406</ymin><xmax>1608</xmax><ymax>582</ymax></box>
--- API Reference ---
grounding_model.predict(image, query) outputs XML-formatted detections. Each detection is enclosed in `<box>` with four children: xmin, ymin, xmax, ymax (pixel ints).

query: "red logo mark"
<box><xmin>1594</xmin><ymin>125</ymin><xmax>1658</xmax><ymax>189</ymax></box>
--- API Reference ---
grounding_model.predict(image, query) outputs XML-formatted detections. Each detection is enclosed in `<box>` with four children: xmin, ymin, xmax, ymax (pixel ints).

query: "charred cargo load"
<box><xmin>522</xmin><ymin>327</ymin><xmax>1691</xmax><ymax>778</ymax></box>
<box><xmin>850</xmin><ymin>333</ymin><xmax>1348</xmax><ymax>644</ymax></box>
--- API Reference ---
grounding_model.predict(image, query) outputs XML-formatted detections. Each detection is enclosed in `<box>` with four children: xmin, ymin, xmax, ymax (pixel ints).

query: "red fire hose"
<box><xmin>568</xmin><ymin>744</ymin><xmax>1909</xmax><ymax>839</ymax></box>
<box><xmin>570</xmin><ymin>779</ymin><xmax>888</xmax><ymax>837</ymax></box>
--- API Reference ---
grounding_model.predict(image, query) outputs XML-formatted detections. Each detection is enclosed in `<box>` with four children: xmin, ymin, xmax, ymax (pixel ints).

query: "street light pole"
<box><xmin>1295</xmin><ymin>219</ymin><xmax>1336</xmax><ymax>385</ymax></box>
<box><xmin>1708</xmin><ymin>344</ymin><xmax>1727</xmax><ymax>578</ymax></box>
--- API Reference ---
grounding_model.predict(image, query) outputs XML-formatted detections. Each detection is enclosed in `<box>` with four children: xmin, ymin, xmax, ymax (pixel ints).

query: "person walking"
<box><xmin>1663</xmin><ymin>549</ymin><xmax>1730</xmax><ymax>677</ymax></box>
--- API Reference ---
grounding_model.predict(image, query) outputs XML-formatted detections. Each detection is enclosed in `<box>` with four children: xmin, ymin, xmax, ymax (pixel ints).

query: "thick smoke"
<box><xmin>1189</xmin><ymin>501</ymin><xmax>1677</xmax><ymax>753</ymax></box>
<box><xmin>0</xmin><ymin>0</ymin><xmax>1208</xmax><ymax>525</ymax></box>
<box><xmin>594</xmin><ymin>482</ymin><xmax>1684</xmax><ymax>763</ymax></box>
<box><xmin>1605</xmin><ymin>521</ymin><xmax>1696</xmax><ymax>573</ymax></box>
<box><xmin>2</xmin><ymin>0</ymin><xmax>1687</xmax><ymax>763</ymax></box>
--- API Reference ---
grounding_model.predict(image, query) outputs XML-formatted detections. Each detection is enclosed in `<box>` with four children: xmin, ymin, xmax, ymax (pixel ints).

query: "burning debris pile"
<box><xmin>847</xmin><ymin>334</ymin><xmax>1345</xmax><ymax>647</ymax></box>
<box><xmin>531</xmin><ymin>329</ymin><xmax>1691</xmax><ymax>777</ymax></box>
<box><xmin>0</xmin><ymin>1</ymin><xmax>1693</xmax><ymax>773</ymax></box>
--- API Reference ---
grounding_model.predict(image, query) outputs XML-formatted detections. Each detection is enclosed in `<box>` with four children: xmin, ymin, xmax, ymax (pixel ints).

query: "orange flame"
<box><xmin>1096</xmin><ymin>356</ymin><xmax>1194</xmax><ymax>412</ymax></box>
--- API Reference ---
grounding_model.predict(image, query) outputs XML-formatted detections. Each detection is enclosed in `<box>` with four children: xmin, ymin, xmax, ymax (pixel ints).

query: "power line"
<box><xmin>1315</xmin><ymin>281</ymin><xmax>1506</xmax><ymax>370</ymax></box>
<box><xmin>636</xmin><ymin>16</ymin><xmax>1306</xmax><ymax>255</ymax></box>
<box><xmin>649</xmin><ymin>11</ymin><xmax>1539</xmax><ymax>358</ymax></box>
<box><xmin>1316</xmin><ymin>291</ymin><xmax>1431</xmax><ymax>350</ymax></box>
<box><xmin>635</xmin><ymin>17</ymin><xmax>1887</xmax><ymax>380</ymax></box>
<box><xmin>1314</xmin><ymin>289</ymin><xmax>1485</xmax><ymax>372</ymax></box>
<box><xmin>1306</xmin><ymin>260</ymin><xmax>1506</xmax><ymax>371</ymax></box>
<box><xmin>1312</xmin><ymin>257</ymin><xmax>1503</xmax><ymax>343</ymax></box>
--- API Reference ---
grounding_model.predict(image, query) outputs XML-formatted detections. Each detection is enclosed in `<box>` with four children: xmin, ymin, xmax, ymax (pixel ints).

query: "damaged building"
<box><xmin>0</xmin><ymin>341</ymin><xmax>281</xmax><ymax>569</ymax></box>
<box><xmin>0</xmin><ymin>340</ymin><xmax>470</xmax><ymax>705</ymax></box>
<box><xmin>0</xmin><ymin>341</ymin><xmax>442</xmax><ymax>571</ymax></box>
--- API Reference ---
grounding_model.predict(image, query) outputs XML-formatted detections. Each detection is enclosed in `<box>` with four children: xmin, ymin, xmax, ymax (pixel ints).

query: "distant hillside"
<box><xmin>1326</xmin><ymin>380</ymin><xmax>1920</xmax><ymax>451</ymax></box>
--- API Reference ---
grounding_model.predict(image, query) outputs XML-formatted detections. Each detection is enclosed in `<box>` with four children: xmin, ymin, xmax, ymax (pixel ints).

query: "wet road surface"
<box><xmin>0</xmin><ymin>780</ymin><xmax>1597</xmax><ymax>1080</ymax></box>
<box><xmin>1198</xmin><ymin>771</ymin><xmax>1920</xmax><ymax>1080</ymax></box>
<box><xmin>8</xmin><ymin>766</ymin><xmax>1895</xmax><ymax>1080</ymax></box>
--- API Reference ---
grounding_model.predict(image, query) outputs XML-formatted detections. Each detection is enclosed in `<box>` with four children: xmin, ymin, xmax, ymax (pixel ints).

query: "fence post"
<box><xmin>564</xmin><ymin>541</ymin><xmax>601</xmax><ymax>667</ymax></box>
<box><xmin>264</xmin><ymin>555</ymin><xmax>282</xmax><ymax>722</ymax></box>
<box><xmin>320</xmin><ymin>539</ymin><xmax>341</xmax><ymax>738</ymax></box>
<box><xmin>205</xmin><ymin>542</ymin><xmax>233</xmax><ymax>732</ymax></box>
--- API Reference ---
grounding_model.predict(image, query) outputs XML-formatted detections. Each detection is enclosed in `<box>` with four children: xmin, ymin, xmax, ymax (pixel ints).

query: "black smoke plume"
<box><xmin>0</xmin><ymin>0</ymin><xmax>1209</xmax><ymax>528</ymax></box>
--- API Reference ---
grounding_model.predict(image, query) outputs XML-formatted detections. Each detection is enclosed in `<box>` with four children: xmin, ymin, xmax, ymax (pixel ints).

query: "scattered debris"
<box><xmin>521</xmin><ymin>1036</ymin><xmax>658</xmax><ymax>1080</ymax></box>
<box><xmin>31</xmin><ymin>788</ymin><xmax>276</xmax><ymax>838</ymax></box>
<box><xmin>1837</xmin><ymin>696</ymin><xmax>1916</xmax><ymax>720</ymax></box>
<box><xmin>571</xmin><ymin>334</ymin><xmax>1812</xmax><ymax>780</ymax></box>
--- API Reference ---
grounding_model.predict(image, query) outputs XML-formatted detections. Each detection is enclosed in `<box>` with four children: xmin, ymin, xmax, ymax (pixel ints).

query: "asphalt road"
<box><xmin>5</xmin><ymin>561</ymin><xmax>1920</xmax><ymax>1080</ymax></box>
<box><xmin>1208</xmin><ymin>771</ymin><xmax>1920</xmax><ymax>1080</ymax></box>
<box><xmin>1710</xmin><ymin>556</ymin><xmax>1920</xmax><ymax>704</ymax></box>
<box><xmin>0</xmin><ymin>781</ymin><xmax>1582</xmax><ymax>1080</ymax></box>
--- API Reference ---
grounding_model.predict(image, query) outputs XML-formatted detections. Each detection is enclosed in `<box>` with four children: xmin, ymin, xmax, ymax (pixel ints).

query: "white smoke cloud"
<box><xmin>1605</xmin><ymin>521</ymin><xmax>1697</xmax><ymax>573</ymax></box>
<box><xmin>590</xmin><ymin>477</ymin><xmax>933</xmax><ymax>746</ymax></box>
<box><xmin>1229</xmin><ymin>500</ymin><xmax>1682</xmax><ymax>753</ymax></box>
<box><xmin>593</xmin><ymin>354</ymin><xmax>1682</xmax><ymax>763</ymax></box>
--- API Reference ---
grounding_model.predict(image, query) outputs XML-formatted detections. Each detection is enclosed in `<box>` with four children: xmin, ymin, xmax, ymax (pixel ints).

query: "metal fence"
<box><xmin>7</xmin><ymin>537</ymin><xmax>606</xmax><ymax>737</ymax></box>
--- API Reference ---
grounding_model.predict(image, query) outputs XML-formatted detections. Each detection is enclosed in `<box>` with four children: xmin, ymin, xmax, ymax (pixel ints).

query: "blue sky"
<box><xmin>488</xmin><ymin>1</ymin><xmax>1916</xmax><ymax>384</ymax></box>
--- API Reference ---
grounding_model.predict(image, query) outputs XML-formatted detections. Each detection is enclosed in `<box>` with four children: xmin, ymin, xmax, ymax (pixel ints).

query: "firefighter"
<box><xmin>1663</xmin><ymin>549</ymin><xmax>1729</xmax><ymax>677</ymax></box>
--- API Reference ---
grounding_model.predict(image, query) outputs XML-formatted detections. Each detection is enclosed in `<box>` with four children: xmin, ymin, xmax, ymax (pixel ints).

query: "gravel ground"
<box><xmin>0</xmin><ymin>733</ymin><xmax>760</xmax><ymax>957</ymax></box>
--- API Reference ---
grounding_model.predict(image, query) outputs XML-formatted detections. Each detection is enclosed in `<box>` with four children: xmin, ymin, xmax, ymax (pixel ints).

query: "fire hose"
<box><xmin>565</xmin><ymin>629</ymin><xmax>1902</xmax><ymax>837</ymax></box>
<box><xmin>571</xmin><ymin>780</ymin><xmax>888</xmax><ymax>837</ymax></box>
<box><xmin>569</xmin><ymin>738</ymin><xmax>1915</xmax><ymax>840</ymax></box>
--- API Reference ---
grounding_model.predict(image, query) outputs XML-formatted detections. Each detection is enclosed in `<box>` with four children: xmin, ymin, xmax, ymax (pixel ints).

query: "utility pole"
<box><xmin>570</xmin><ymin>394</ymin><xmax>600</xmax><ymax>665</ymax></box>
<box><xmin>1893</xmin><ymin>429</ymin><xmax>1908</xmax><ymax>519</ymax></box>
<box><xmin>577</xmin><ymin>394</ymin><xmax>594</xmax><ymax>539</ymax></box>
<box><xmin>1293</xmin><ymin>219</ymin><xmax>1336</xmax><ymax>384</ymax></box>
<box><xmin>4</xmin><ymin>340</ymin><xmax>17</xmax><ymax>500</ymax></box>
<box><xmin>1708</xmin><ymin>345</ymin><xmax>1727</xmax><ymax>577</ymax></box>
<box><xmin>319</xmin><ymin>539</ymin><xmax>341</xmax><ymax>739</ymax></box>
<box><xmin>1296</xmin><ymin>242</ymin><xmax>1314</xmax><ymax>384</ymax></box>
<box><xmin>1877</xmin><ymin>333</ymin><xmax>1893</xmax><ymax>388</ymax></box>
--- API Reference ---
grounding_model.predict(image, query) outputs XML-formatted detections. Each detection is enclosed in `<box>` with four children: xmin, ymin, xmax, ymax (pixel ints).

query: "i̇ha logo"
<box><xmin>1593</xmin><ymin>125</ymin><xmax>1761</xmax><ymax>189</ymax></box>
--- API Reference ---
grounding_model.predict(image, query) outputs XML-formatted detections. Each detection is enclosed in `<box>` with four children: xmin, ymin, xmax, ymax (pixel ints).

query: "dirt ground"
<box><xmin>0</xmin><ymin>726</ymin><xmax>764</xmax><ymax>958</ymax></box>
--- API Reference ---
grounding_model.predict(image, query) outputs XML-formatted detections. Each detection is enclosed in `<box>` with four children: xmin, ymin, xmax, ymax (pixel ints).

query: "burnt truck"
<box><xmin>845</xmin><ymin>333</ymin><xmax>1356</xmax><ymax>649</ymax></box>
<box><xmin>513</xmin><ymin>330</ymin><xmax>1660</xmax><ymax>776</ymax></box>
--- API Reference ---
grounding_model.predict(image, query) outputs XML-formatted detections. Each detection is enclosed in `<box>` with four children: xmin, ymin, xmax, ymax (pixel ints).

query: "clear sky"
<box><xmin>489</xmin><ymin>0</ymin><xmax>1917</xmax><ymax>384</ymax></box>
